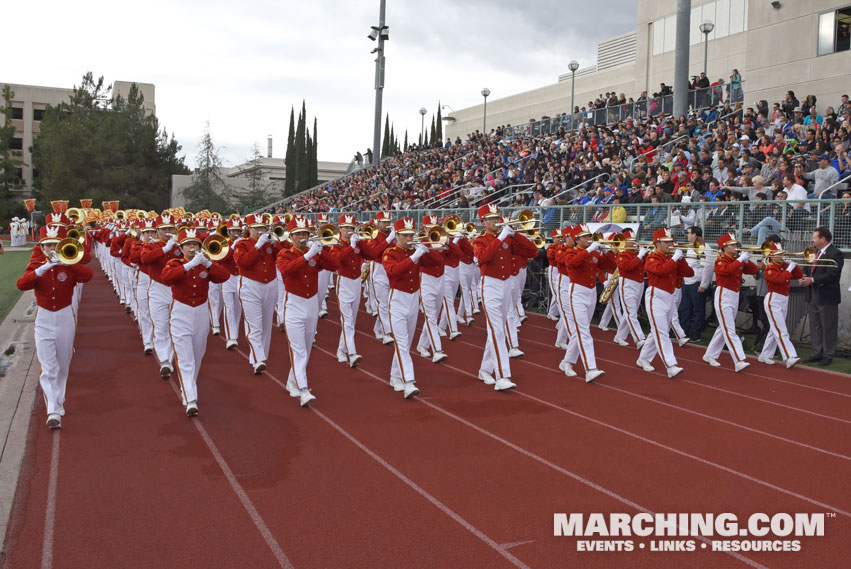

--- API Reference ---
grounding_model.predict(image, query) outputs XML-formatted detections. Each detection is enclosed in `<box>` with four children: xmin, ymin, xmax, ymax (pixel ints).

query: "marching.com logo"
<box><xmin>554</xmin><ymin>512</ymin><xmax>828</xmax><ymax>553</ymax></box>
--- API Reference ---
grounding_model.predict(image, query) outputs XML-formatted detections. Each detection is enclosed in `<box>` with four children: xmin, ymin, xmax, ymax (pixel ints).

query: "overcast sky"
<box><xmin>7</xmin><ymin>0</ymin><xmax>634</xmax><ymax>168</ymax></box>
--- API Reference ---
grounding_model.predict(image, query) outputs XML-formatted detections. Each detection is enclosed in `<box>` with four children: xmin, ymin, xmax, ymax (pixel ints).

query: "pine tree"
<box><xmin>429</xmin><ymin>116</ymin><xmax>436</xmax><ymax>148</ymax></box>
<box><xmin>284</xmin><ymin>106</ymin><xmax>296</xmax><ymax>196</ymax></box>
<box><xmin>309</xmin><ymin>117</ymin><xmax>318</xmax><ymax>187</ymax></box>
<box><xmin>181</xmin><ymin>121</ymin><xmax>232</xmax><ymax>212</ymax></box>
<box><xmin>389</xmin><ymin>123</ymin><xmax>396</xmax><ymax>157</ymax></box>
<box><xmin>436</xmin><ymin>103</ymin><xmax>443</xmax><ymax>144</ymax></box>
<box><xmin>381</xmin><ymin>114</ymin><xmax>390</xmax><ymax>157</ymax></box>
<box><xmin>294</xmin><ymin>101</ymin><xmax>306</xmax><ymax>192</ymax></box>
<box><xmin>404</xmin><ymin>130</ymin><xmax>408</xmax><ymax>152</ymax></box>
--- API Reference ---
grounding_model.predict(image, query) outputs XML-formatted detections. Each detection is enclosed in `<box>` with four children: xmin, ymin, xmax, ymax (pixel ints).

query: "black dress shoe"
<box><xmin>807</xmin><ymin>355</ymin><xmax>822</xmax><ymax>363</ymax></box>
<box><xmin>819</xmin><ymin>357</ymin><xmax>833</xmax><ymax>367</ymax></box>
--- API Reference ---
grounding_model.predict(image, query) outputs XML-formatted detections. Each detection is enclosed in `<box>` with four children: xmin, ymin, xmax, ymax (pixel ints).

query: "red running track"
<box><xmin>2</xmin><ymin>272</ymin><xmax>849</xmax><ymax>569</ymax></box>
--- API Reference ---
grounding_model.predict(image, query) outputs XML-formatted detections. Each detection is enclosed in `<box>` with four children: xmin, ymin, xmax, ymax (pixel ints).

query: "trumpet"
<box><xmin>54</xmin><ymin>238</ymin><xmax>84</xmax><ymax>265</ymax></box>
<box><xmin>411</xmin><ymin>226</ymin><xmax>448</xmax><ymax>248</ymax></box>
<box><xmin>357</xmin><ymin>223</ymin><xmax>379</xmax><ymax>240</ymax></box>
<box><xmin>202</xmin><ymin>234</ymin><xmax>230</xmax><ymax>261</ymax></box>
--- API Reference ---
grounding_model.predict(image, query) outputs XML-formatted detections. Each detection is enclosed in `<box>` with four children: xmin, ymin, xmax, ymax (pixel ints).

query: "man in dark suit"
<box><xmin>799</xmin><ymin>227</ymin><xmax>844</xmax><ymax>366</ymax></box>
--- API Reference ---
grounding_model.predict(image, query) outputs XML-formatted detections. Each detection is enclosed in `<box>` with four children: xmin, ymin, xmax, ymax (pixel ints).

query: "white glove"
<box><xmin>198</xmin><ymin>253</ymin><xmax>212</xmax><ymax>268</ymax></box>
<box><xmin>35</xmin><ymin>262</ymin><xmax>60</xmax><ymax>277</ymax></box>
<box><xmin>498</xmin><ymin>226</ymin><xmax>514</xmax><ymax>241</ymax></box>
<box><xmin>184</xmin><ymin>254</ymin><xmax>203</xmax><ymax>271</ymax></box>
<box><xmin>786</xmin><ymin>261</ymin><xmax>797</xmax><ymax>272</ymax></box>
<box><xmin>163</xmin><ymin>238</ymin><xmax>178</xmax><ymax>252</ymax></box>
<box><xmin>304</xmin><ymin>240</ymin><xmax>322</xmax><ymax>260</ymax></box>
<box><xmin>586</xmin><ymin>242</ymin><xmax>601</xmax><ymax>253</ymax></box>
<box><xmin>411</xmin><ymin>243</ymin><xmax>428</xmax><ymax>262</ymax></box>
<box><xmin>255</xmin><ymin>233</ymin><xmax>271</xmax><ymax>249</ymax></box>
<box><xmin>452</xmin><ymin>235</ymin><xmax>462</xmax><ymax>244</ymax></box>
<box><xmin>637</xmin><ymin>247</ymin><xmax>648</xmax><ymax>259</ymax></box>
<box><xmin>350</xmin><ymin>233</ymin><xmax>360</xmax><ymax>248</ymax></box>
<box><xmin>672</xmin><ymin>249</ymin><xmax>684</xmax><ymax>262</ymax></box>
<box><xmin>736</xmin><ymin>252</ymin><xmax>749</xmax><ymax>263</ymax></box>
<box><xmin>232</xmin><ymin>237</ymin><xmax>243</xmax><ymax>246</ymax></box>
<box><xmin>125</xmin><ymin>229</ymin><xmax>132</xmax><ymax>236</ymax></box>
<box><xmin>387</xmin><ymin>229</ymin><xmax>396</xmax><ymax>244</ymax></box>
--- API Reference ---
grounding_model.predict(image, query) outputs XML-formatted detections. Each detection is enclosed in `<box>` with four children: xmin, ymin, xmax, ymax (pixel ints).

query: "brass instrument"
<box><xmin>411</xmin><ymin>225</ymin><xmax>448</xmax><ymax>247</ymax></box>
<box><xmin>66</xmin><ymin>226</ymin><xmax>86</xmax><ymax>244</ymax></box>
<box><xmin>316</xmin><ymin>223</ymin><xmax>341</xmax><ymax>246</ymax></box>
<box><xmin>262</xmin><ymin>212</ymin><xmax>274</xmax><ymax>225</ymax></box>
<box><xmin>54</xmin><ymin>238</ymin><xmax>84</xmax><ymax>265</ymax></box>
<box><xmin>495</xmin><ymin>209</ymin><xmax>542</xmax><ymax>232</ymax></box>
<box><xmin>784</xmin><ymin>246</ymin><xmax>838</xmax><ymax>267</ymax></box>
<box><xmin>357</xmin><ymin>223</ymin><xmax>379</xmax><ymax>240</ymax></box>
<box><xmin>115</xmin><ymin>210</ymin><xmax>127</xmax><ymax>221</ymax></box>
<box><xmin>599</xmin><ymin>269</ymin><xmax>620</xmax><ymax>304</ymax></box>
<box><xmin>360</xmin><ymin>263</ymin><xmax>371</xmax><ymax>283</ymax></box>
<box><xmin>202</xmin><ymin>234</ymin><xmax>230</xmax><ymax>261</ymax></box>
<box><xmin>66</xmin><ymin>208</ymin><xmax>86</xmax><ymax>225</ymax></box>
<box><xmin>230</xmin><ymin>213</ymin><xmax>241</xmax><ymax>219</ymax></box>
<box><xmin>443</xmin><ymin>214</ymin><xmax>464</xmax><ymax>236</ymax></box>
<box><xmin>270</xmin><ymin>225</ymin><xmax>289</xmax><ymax>242</ymax></box>
<box><xmin>216</xmin><ymin>221</ymin><xmax>230</xmax><ymax>238</ymax></box>
<box><xmin>532</xmin><ymin>234</ymin><xmax>546</xmax><ymax>249</ymax></box>
<box><xmin>128</xmin><ymin>226</ymin><xmax>139</xmax><ymax>239</ymax></box>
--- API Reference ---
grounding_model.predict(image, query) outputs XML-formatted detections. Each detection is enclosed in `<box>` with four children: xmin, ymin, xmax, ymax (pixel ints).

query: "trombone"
<box><xmin>783</xmin><ymin>246</ymin><xmax>838</xmax><ymax>267</ymax></box>
<box><xmin>313</xmin><ymin>223</ymin><xmax>341</xmax><ymax>246</ymax></box>
<box><xmin>202</xmin><ymin>234</ymin><xmax>230</xmax><ymax>261</ymax></box>
<box><xmin>411</xmin><ymin>226</ymin><xmax>448</xmax><ymax>248</ymax></box>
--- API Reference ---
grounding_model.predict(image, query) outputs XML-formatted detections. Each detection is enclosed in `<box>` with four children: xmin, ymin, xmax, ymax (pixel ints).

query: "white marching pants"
<box><xmin>457</xmin><ymin>262</ymin><xmax>476</xmax><ymax>319</ymax></box>
<box><xmin>598</xmin><ymin>278</ymin><xmax>623</xmax><ymax>330</ymax></box>
<box><xmin>505</xmin><ymin>273</ymin><xmax>521</xmax><ymax>348</ymax></box>
<box><xmin>417</xmin><ymin>274</ymin><xmax>444</xmax><ymax>353</ymax></box>
<box><xmin>480</xmin><ymin>276</ymin><xmax>512</xmax><ymax>379</ymax></box>
<box><xmin>221</xmin><ymin>274</ymin><xmax>242</xmax><ymax>343</ymax></box>
<box><xmin>128</xmin><ymin>266</ymin><xmax>139</xmax><ymax>316</ymax></box>
<box><xmin>284</xmin><ymin>292</ymin><xmax>319</xmax><ymax>389</ymax></box>
<box><xmin>169</xmin><ymin>300</ymin><xmax>209</xmax><ymax>405</ymax></box>
<box><xmin>760</xmin><ymin>292</ymin><xmax>798</xmax><ymax>361</ymax></box>
<box><xmin>239</xmin><ymin>277</ymin><xmax>277</xmax><ymax>365</ymax></box>
<box><xmin>35</xmin><ymin>305</ymin><xmax>75</xmax><ymax>415</ymax></box>
<box><xmin>638</xmin><ymin>287</ymin><xmax>677</xmax><ymax>368</ymax></box>
<box><xmin>705</xmin><ymin>287</ymin><xmax>746</xmax><ymax>364</ymax></box>
<box><xmin>275</xmin><ymin>269</ymin><xmax>286</xmax><ymax>325</ymax></box>
<box><xmin>371</xmin><ymin>264</ymin><xmax>391</xmax><ymax>337</ymax></box>
<box><xmin>148</xmin><ymin>280</ymin><xmax>174</xmax><ymax>366</ymax></box>
<box><xmin>514</xmin><ymin>267</ymin><xmax>527</xmax><ymax>319</ymax></box>
<box><xmin>136</xmin><ymin>272</ymin><xmax>154</xmax><ymax>347</ymax></box>
<box><xmin>670</xmin><ymin>287</ymin><xmax>686</xmax><ymax>340</ymax></box>
<box><xmin>438</xmin><ymin>266</ymin><xmax>460</xmax><ymax>334</ymax></box>
<box><xmin>564</xmin><ymin>283</ymin><xmax>598</xmax><ymax>371</ymax></box>
<box><xmin>547</xmin><ymin>266</ymin><xmax>561</xmax><ymax>319</ymax></box>
<box><xmin>556</xmin><ymin>274</ymin><xmax>574</xmax><ymax>346</ymax></box>
<box><xmin>208</xmin><ymin>281</ymin><xmax>222</xmax><ymax>330</ymax></box>
<box><xmin>614</xmin><ymin>278</ymin><xmax>646</xmax><ymax>343</ymax></box>
<box><xmin>388</xmin><ymin>289</ymin><xmax>419</xmax><ymax>384</ymax></box>
<box><xmin>336</xmin><ymin>275</ymin><xmax>361</xmax><ymax>356</ymax></box>
<box><xmin>318</xmin><ymin>269</ymin><xmax>332</xmax><ymax>313</ymax></box>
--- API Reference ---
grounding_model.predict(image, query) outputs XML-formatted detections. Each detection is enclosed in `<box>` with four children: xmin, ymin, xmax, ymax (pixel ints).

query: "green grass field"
<box><xmin>0</xmin><ymin>251</ymin><xmax>31</xmax><ymax>325</ymax></box>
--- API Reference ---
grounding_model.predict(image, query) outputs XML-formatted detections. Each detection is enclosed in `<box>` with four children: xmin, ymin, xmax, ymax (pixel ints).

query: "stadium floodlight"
<box><xmin>568</xmin><ymin>61</ymin><xmax>579</xmax><ymax>128</ymax></box>
<box><xmin>420</xmin><ymin>107</ymin><xmax>427</xmax><ymax>144</ymax></box>
<box><xmin>368</xmin><ymin>26</ymin><xmax>379</xmax><ymax>41</ymax></box>
<box><xmin>481</xmin><ymin>88</ymin><xmax>490</xmax><ymax>133</ymax></box>
<box><xmin>699</xmin><ymin>20</ymin><xmax>714</xmax><ymax>76</ymax></box>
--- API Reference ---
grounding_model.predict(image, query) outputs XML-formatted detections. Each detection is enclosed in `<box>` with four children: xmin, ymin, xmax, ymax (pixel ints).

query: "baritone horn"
<box><xmin>496</xmin><ymin>209</ymin><xmax>542</xmax><ymax>232</ymax></box>
<box><xmin>442</xmin><ymin>214</ymin><xmax>464</xmax><ymax>235</ymax></box>
<box><xmin>411</xmin><ymin>225</ymin><xmax>448</xmax><ymax>247</ymax></box>
<box><xmin>270</xmin><ymin>225</ymin><xmax>289</xmax><ymax>241</ymax></box>
<box><xmin>66</xmin><ymin>226</ymin><xmax>86</xmax><ymax>244</ymax></box>
<box><xmin>532</xmin><ymin>234</ymin><xmax>546</xmax><ymax>249</ymax></box>
<box><xmin>202</xmin><ymin>234</ymin><xmax>230</xmax><ymax>261</ymax></box>
<box><xmin>66</xmin><ymin>208</ymin><xmax>86</xmax><ymax>225</ymax></box>
<box><xmin>316</xmin><ymin>223</ymin><xmax>341</xmax><ymax>246</ymax></box>
<box><xmin>357</xmin><ymin>223</ymin><xmax>378</xmax><ymax>239</ymax></box>
<box><xmin>55</xmin><ymin>238</ymin><xmax>84</xmax><ymax>265</ymax></box>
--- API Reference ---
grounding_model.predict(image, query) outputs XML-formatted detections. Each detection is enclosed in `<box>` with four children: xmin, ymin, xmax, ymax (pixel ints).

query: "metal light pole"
<box><xmin>419</xmin><ymin>107</ymin><xmax>427</xmax><ymax>145</ymax></box>
<box><xmin>368</xmin><ymin>0</ymin><xmax>389</xmax><ymax>166</ymax></box>
<box><xmin>481</xmin><ymin>88</ymin><xmax>490</xmax><ymax>134</ymax></box>
<box><xmin>699</xmin><ymin>20</ymin><xmax>714</xmax><ymax>76</ymax></box>
<box><xmin>568</xmin><ymin>60</ymin><xmax>579</xmax><ymax>128</ymax></box>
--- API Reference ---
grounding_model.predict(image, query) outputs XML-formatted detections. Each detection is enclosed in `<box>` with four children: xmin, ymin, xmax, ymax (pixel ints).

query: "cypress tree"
<box><xmin>381</xmin><ymin>114</ymin><xmax>390</xmax><ymax>157</ymax></box>
<box><xmin>429</xmin><ymin>116</ymin><xmax>436</xmax><ymax>148</ymax></box>
<box><xmin>310</xmin><ymin>118</ymin><xmax>318</xmax><ymax>187</ymax></box>
<box><xmin>390</xmin><ymin>123</ymin><xmax>396</xmax><ymax>156</ymax></box>
<box><xmin>294</xmin><ymin>101</ymin><xmax>306</xmax><ymax>192</ymax></box>
<box><xmin>436</xmin><ymin>103</ymin><xmax>443</xmax><ymax>144</ymax></box>
<box><xmin>284</xmin><ymin>106</ymin><xmax>296</xmax><ymax>195</ymax></box>
<box><xmin>404</xmin><ymin>130</ymin><xmax>408</xmax><ymax>152</ymax></box>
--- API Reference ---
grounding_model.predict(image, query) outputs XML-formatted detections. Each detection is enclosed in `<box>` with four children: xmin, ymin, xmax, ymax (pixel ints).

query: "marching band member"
<box><xmin>703</xmin><ymin>232</ymin><xmax>758</xmax><ymax>372</ymax></box>
<box><xmin>415</xmin><ymin>216</ymin><xmax>458</xmax><ymax>362</ymax></box>
<box><xmin>362</xmin><ymin>212</ymin><xmax>395</xmax><ymax>343</ymax></box>
<box><xmin>130</xmin><ymin>219</ymin><xmax>157</xmax><ymax>355</ymax></box>
<box><xmin>554</xmin><ymin>226</ymin><xmax>576</xmax><ymax>351</ymax></box>
<box><xmin>234</xmin><ymin>214</ymin><xmax>282</xmax><ymax>374</ymax></box>
<box><xmin>597</xmin><ymin>233</ymin><xmax>622</xmax><ymax>333</ymax></box>
<box><xmin>141</xmin><ymin>214</ymin><xmax>183</xmax><ymax>379</ymax></box>
<box><xmin>329</xmin><ymin>214</ymin><xmax>365</xmax><ymax>368</ymax></box>
<box><xmin>635</xmin><ymin>229</ymin><xmax>693</xmax><ymax>378</ymax></box>
<box><xmin>437</xmin><ymin>218</ymin><xmax>465</xmax><ymax>339</ymax></box>
<box><xmin>455</xmin><ymin>227</ymin><xmax>477</xmax><ymax>326</ymax></box>
<box><xmin>273</xmin><ymin>216</ymin><xmax>288</xmax><ymax>330</ymax></box>
<box><xmin>473</xmin><ymin>204</ymin><xmax>537</xmax><ymax>390</ymax></box>
<box><xmin>561</xmin><ymin>224</ymin><xmax>615</xmax><ymax>383</ymax></box>
<box><xmin>758</xmin><ymin>243</ymin><xmax>803</xmax><ymax>368</ymax></box>
<box><xmin>110</xmin><ymin>224</ymin><xmax>129</xmax><ymax>308</ymax></box>
<box><xmin>382</xmin><ymin>217</ymin><xmax>442</xmax><ymax>398</ymax></box>
<box><xmin>504</xmin><ymin>227</ymin><xmax>533</xmax><ymax>357</ymax></box>
<box><xmin>207</xmin><ymin>223</ymin><xmax>224</xmax><ymax>337</ymax></box>
<box><xmin>612</xmin><ymin>228</ymin><xmax>647</xmax><ymax>348</ymax></box>
<box><xmin>276</xmin><ymin>217</ymin><xmax>340</xmax><ymax>406</ymax></box>
<box><xmin>162</xmin><ymin>228</ymin><xmax>230</xmax><ymax>416</ymax></box>
<box><xmin>316</xmin><ymin>212</ymin><xmax>333</xmax><ymax>318</ymax></box>
<box><xmin>546</xmin><ymin>230</ymin><xmax>564</xmax><ymax>321</ymax></box>
<box><xmin>17</xmin><ymin>225</ymin><xmax>94</xmax><ymax>429</ymax></box>
<box><xmin>121</xmin><ymin>223</ymin><xmax>138</xmax><ymax>318</ymax></box>
<box><xmin>219</xmin><ymin>218</ymin><xmax>244</xmax><ymax>350</ymax></box>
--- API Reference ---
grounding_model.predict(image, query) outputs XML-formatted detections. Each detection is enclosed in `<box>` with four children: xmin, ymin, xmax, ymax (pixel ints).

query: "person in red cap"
<box><xmin>141</xmin><ymin>213</ymin><xmax>183</xmax><ymax>378</ymax></box>
<box><xmin>276</xmin><ymin>216</ymin><xmax>339</xmax><ymax>406</ymax></box>
<box><xmin>131</xmin><ymin>219</ymin><xmax>157</xmax><ymax>355</ymax></box>
<box><xmin>315</xmin><ymin>212</ymin><xmax>333</xmax><ymax>318</ymax></box>
<box><xmin>17</xmin><ymin>225</ymin><xmax>94</xmax><ymax>429</ymax></box>
<box><xmin>561</xmin><ymin>224</ymin><xmax>615</xmax><ymax>383</ymax></box>
<box><xmin>554</xmin><ymin>226</ymin><xmax>576</xmax><ymax>351</ymax></box>
<box><xmin>545</xmin><ymin>229</ymin><xmax>564</xmax><ymax>321</ymax></box>
<box><xmin>218</xmin><ymin>218</ymin><xmax>244</xmax><ymax>350</ymax></box>
<box><xmin>234</xmin><ymin>214</ymin><xmax>282</xmax><ymax>374</ymax></box>
<box><xmin>757</xmin><ymin>243</ymin><xmax>803</xmax><ymax>368</ymax></box>
<box><xmin>612</xmin><ymin>227</ymin><xmax>647</xmax><ymax>348</ymax></box>
<box><xmin>455</xmin><ymin>221</ymin><xmax>479</xmax><ymax>326</ymax></box>
<box><xmin>597</xmin><ymin>232</ymin><xmax>624</xmax><ymax>334</ymax></box>
<box><xmin>329</xmin><ymin>214</ymin><xmax>365</xmax><ymax>367</ymax></box>
<box><xmin>382</xmin><ymin>217</ymin><xmax>442</xmax><ymax>398</ymax></box>
<box><xmin>161</xmin><ymin>228</ymin><xmax>229</xmax><ymax>416</ymax></box>
<box><xmin>109</xmin><ymin>222</ymin><xmax>130</xmax><ymax>307</ymax></box>
<box><xmin>635</xmin><ymin>228</ymin><xmax>693</xmax><ymax>378</ymax></box>
<box><xmin>472</xmin><ymin>204</ymin><xmax>537</xmax><ymax>390</ymax></box>
<box><xmin>416</xmin><ymin>216</ymin><xmax>458</xmax><ymax>363</ymax></box>
<box><xmin>437</xmin><ymin>216</ymin><xmax>470</xmax><ymax>336</ymax></box>
<box><xmin>364</xmin><ymin>211</ymin><xmax>396</xmax><ymax>343</ymax></box>
<box><xmin>703</xmin><ymin>232</ymin><xmax>758</xmax><ymax>371</ymax></box>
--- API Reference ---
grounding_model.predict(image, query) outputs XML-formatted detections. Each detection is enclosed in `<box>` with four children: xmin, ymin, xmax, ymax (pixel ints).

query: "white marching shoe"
<box><xmin>636</xmin><ymin>359</ymin><xmax>655</xmax><ymax>372</ymax></box>
<box><xmin>431</xmin><ymin>351</ymin><xmax>448</xmax><ymax>363</ymax></box>
<box><xmin>494</xmin><ymin>377</ymin><xmax>516</xmax><ymax>391</ymax></box>
<box><xmin>702</xmin><ymin>354</ymin><xmax>721</xmax><ymax>367</ymax></box>
<box><xmin>677</xmin><ymin>338</ymin><xmax>690</xmax><ymax>347</ymax></box>
<box><xmin>466</xmin><ymin>317</ymin><xmax>474</xmax><ymax>327</ymax></box>
<box><xmin>734</xmin><ymin>361</ymin><xmax>751</xmax><ymax>373</ymax></box>
<box><xmin>286</xmin><ymin>378</ymin><xmax>300</xmax><ymax>398</ymax></box>
<box><xmin>211</xmin><ymin>326</ymin><xmax>220</xmax><ymax>336</ymax></box>
<box><xmin>299</xmin><ymin>388</ymin><xmax>316</xmax><ymax>407</ymax></box>
<box><xmin>389</xmin><ymin>376</ymin><xmax>404</xmax><ymax>392</ymax></box>
<box><xmin>58</xmin><ymin>403</ymin><xmax>65</xmax><ymax>417</ymax></box>
<box><xmin>382</xmin><ymin>335</ymin><xmax>395</xmax><ymax>345</ymax></box>
<box><xmin>417</xmin><ymin>347</ymin><xmax>431</xmax><ymax>359</ymax></box>
<box><xmin>478</xmin><ymin>370</ymin><xmax>496</xmax><ymax>385</ymax></box>
<box><xmin>143</xmin><ymin>344</ymin><xmax>154</xmax><ymax>355</ymax></box>
<box><xmin>508</xmin><ymin>347</ymin><xmax>525</xmax><ymax>358</ymax></box>
<box><xmin>635</xmin><ymin>339</ymin><xmax>646</xmax><ymax>350</ymax></box>
<box><xmin>554</xmin><ymin>342</ymin><xmax>568</xmax><ymax>350</ymax></box>
<box><xmin>185</xmin><ymin>401</ymin><xmax>199</xmax><ymax>417</ymax></box>
<box><xmin>403</xmin><ymin>382</ymin><xmax>419</xmax><ymax>399</ymax></box>
<box><xmin>559</xmin><ymin>360</ymin><xmax>577</xmax><ymax>377</ymax></box>
<box><xmin>785</xmin><ymin>357</ymin><xmax>800</xmax><ymax>369</ymax></box>
<box><xmin>666</xmin><ymin>366</ymin><xmax>684</xmax><ymax>378</ymax></box>
<box><xmin>438</xmin><ymin>329</ymin><xmax>447</xmax><ymax>338</ymax></box>
<box><xmin>613</xmin><ymin>337</ymin><xmax>629</xmax><ymax>347</ymax></box>
<box><xmin>46</xmin><ymin>414</ymin><xmax>61</xmax><ymax>430</ymax></box>
<box><xmin>225</xmin><ymin>340</ymin><xmax>238</xmax><ymax>350</ymax></box>
<box><xmin>449</xmin><ymin>331</ymin><xmax>462</xmax><ymax>340</ymax></box>
<box><xmin>757</xmin><ymin>356</ymin><xmax>776</xmax><ymax>365</ymax></box>
<box><xmin>599</xmin><ymin>325</ymin><xmax>610</xmax><ymax>332</ymax></box>
<box><xmin>585</xmin><ymin>369</ymin><xmax>605</xmax><ymax>383</ymax></box>
<box><xmin>337</xmin><ymin>351</ymin><xmax>348</xmax><ymax>363</ymax></box>
<box><xmin>349</xmin><ymin>354</ymin><xmax>363</xmax><ymax>368</ymax></box>
<box><xmin>253</xmin><ymin>361</ymin><xmax>267</xmax><ymax>375</ymax></box>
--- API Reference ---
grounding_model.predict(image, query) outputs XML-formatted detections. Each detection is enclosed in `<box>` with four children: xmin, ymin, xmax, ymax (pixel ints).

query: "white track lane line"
<box><xmin>40</xmin><ymin>431</ymin><xmax>60</xmax><ymax>569</ymax></box>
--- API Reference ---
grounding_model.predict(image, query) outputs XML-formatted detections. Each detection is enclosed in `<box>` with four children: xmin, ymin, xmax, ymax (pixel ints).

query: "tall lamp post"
<box><xmin>481</xmin><ymin>88</ymin><xmax>490</xmax><ymax>134</ymax></box>
<box><xmin>568</xmin><ymin>60</ymin><xmax>579</xmax><ymax>128</ymax></box>
<box><xmin>699</xmin><ymin>20</ymin><xmax>714</xmax><ymax>76</ymax></box>
<box><xmin>368</xmin><ymin>0</ymin><xmax>389</xmax><ymax>166</ymax></box>
<box><xmin>419</xmin><ymin>107</ymin><xmax>427</xmax><ymax>145</ymax></box>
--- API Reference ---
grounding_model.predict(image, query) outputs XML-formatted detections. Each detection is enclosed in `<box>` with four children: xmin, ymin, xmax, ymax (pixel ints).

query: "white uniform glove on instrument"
<box><xmin>184</xmin><ymin>254</ymin><xmax>203</xmax><ymax>271</ymax></box>
<box><xmin>637</xmin><ymin>247</ymin><xmax>648</xmax><ymax>259</ymax></box>
<box><xmin>198</xmin><ymin>253</ymin><xmax>212</xmax><ymax>268</ymax></box>
<box><xmin>586</xmin><ymin>242</ymin><xmax>601</xmax><ymax>253</ymax></box>
<box><xmin>304</xmin><ymin>240</ymin><xmax>322</xmax><ymax>260</ymax></box>
<box><xmin>164</xmin><ymin>238</ymin><xmax>178</xmax><ymax>252</ymax></box>
<box><xmin>350</xmin><ymin>233</ymin><xmax>360</xmax><ymax>248</ymax></box>
<box><xmin>786</xmin><ymin>261</ymin><xmax>797</xmax><ymax>272</ymax></box>
<box><xmin>386</xmin><ymin>229</ymin><xmax>396</xmax><ymax>244</ymax></box>
<box><xmin>452</xmin><ymin>235</ymin><xmax>462</xmax><ymax>244</ymax></box>
<box><xmin>737</xmin><ymin>252</ymin><xmax>750</xmax><ymax>263</ymax></box>
<box><xmin>672</xmin><ymin>249</ymin><xmax>684</xmax><ymax>262</ymax></box>
<box><xmin>35</xmin><ymin>262</ymin><xmax>61</xmax><ymax>277</ymax></box>
<box><xmin>498</xmin><ymin>226</ymin><xmax>514</xmax><ymax>241</ymax></box>
<box><xmin>255</xmin><ymin>233</ymin><xmax>271</xmax><ymax>249</ymax></box>
<box><xmin>411</xmin><ymin>243</ymin><xmax>428</xmax><ymax>262</ymax></box>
